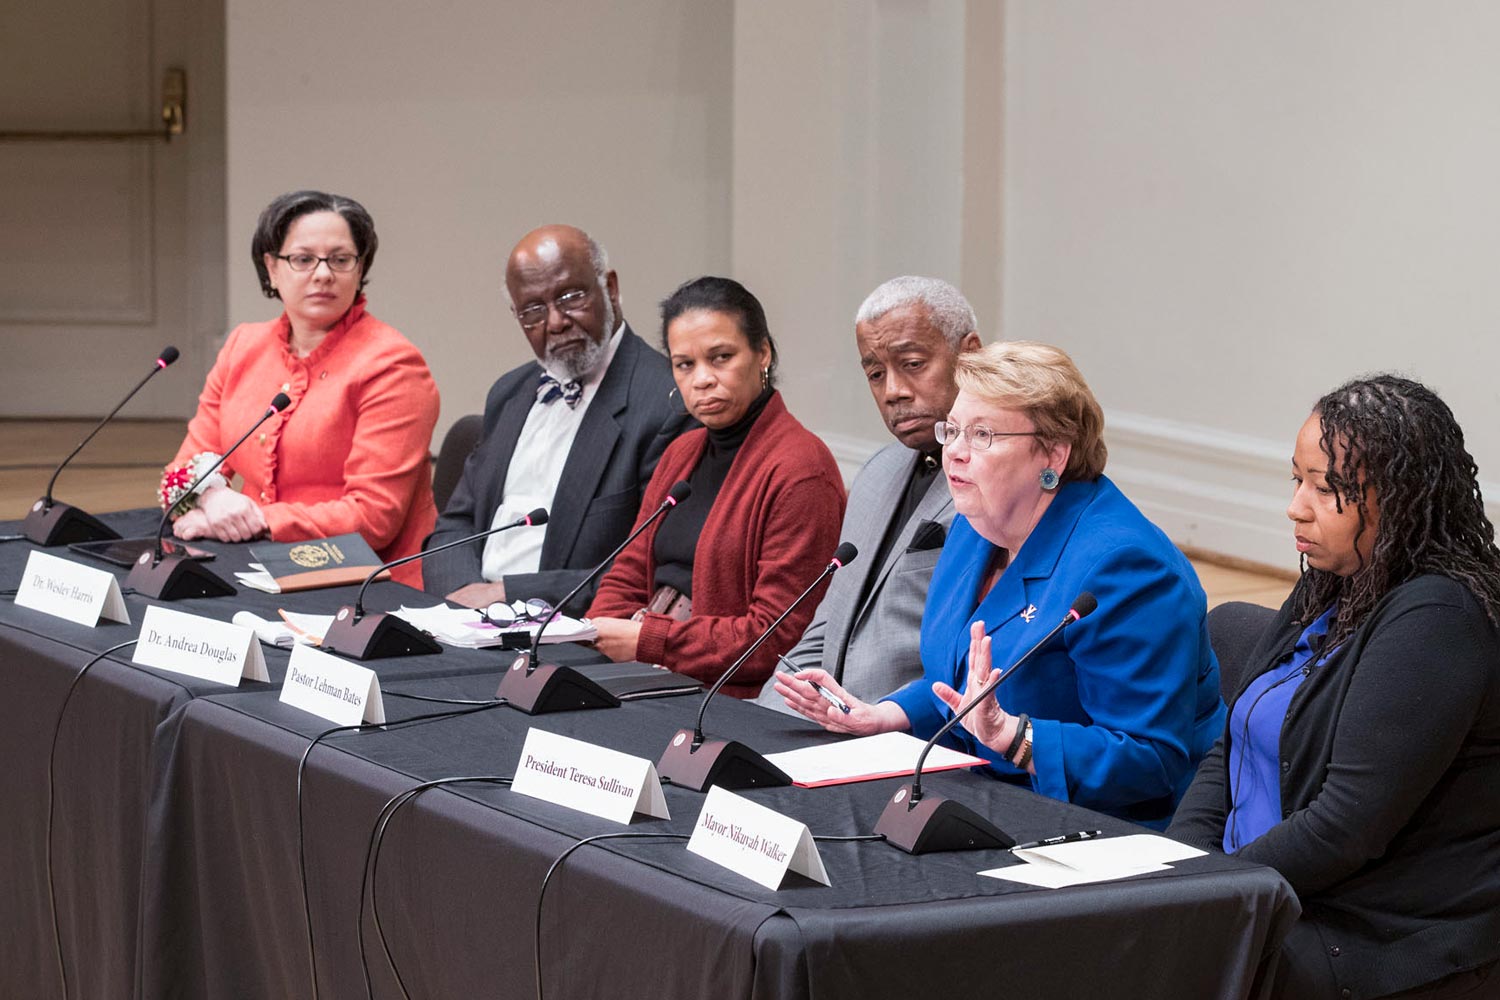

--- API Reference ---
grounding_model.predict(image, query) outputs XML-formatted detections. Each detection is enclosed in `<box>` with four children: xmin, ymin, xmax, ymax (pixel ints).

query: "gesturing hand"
<box><xmin>932</xmin><ymin>620</ymin><xmax>1023</xmax><ymax>759</ymax></box>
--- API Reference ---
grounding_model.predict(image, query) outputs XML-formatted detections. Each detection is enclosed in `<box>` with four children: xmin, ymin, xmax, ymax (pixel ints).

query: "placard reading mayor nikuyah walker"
<box><xmin>687</xmin><ymin>785</ymin><xmax>829</xmax><ymax>890</ymax></box>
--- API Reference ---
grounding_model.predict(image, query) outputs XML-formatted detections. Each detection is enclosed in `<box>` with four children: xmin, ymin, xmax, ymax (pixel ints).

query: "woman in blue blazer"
<box><xmin>777</xmin><ymin>341</ymin><xmax>1225</xmax><ymax>825</ymax></box>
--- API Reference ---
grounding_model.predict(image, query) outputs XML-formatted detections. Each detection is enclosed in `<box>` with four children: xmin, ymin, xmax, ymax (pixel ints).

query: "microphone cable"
<box><xmin>296</xmin><ymin>698</ymin><xmax>506</xmax><ymax>1000</ymax></box>
<box><xmin>44</xmin><ymin>638</ymin><xmax>148</xmax><ymax>1000</ymax></box>
<box><xmin>534</xmin><ymin>831</ymin><xmax>692</xmax><ymax>1000</ymax></box>
<box><xmin>359</xmin><ymin>774</ymin><xmax>515</xmax><ymax>1000</ymax></box>
<box><xmin>531</xmin><ymin>829</ymin><xmax>888</xmax><ymax>1000</ymax></box>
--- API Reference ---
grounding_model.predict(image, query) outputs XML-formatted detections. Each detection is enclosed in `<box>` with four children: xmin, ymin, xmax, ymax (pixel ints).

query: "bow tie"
<box><xmin>536</xmin><ymin>372</ymin><xmax>583</xmax><ymax>408</ymax></box>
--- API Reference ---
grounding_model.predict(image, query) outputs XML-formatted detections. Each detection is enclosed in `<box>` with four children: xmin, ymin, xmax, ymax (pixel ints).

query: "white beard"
<box><xmin>546</xmin><ymin>294</ymin><xmax>615</xmax><ymax>381</ymax></box>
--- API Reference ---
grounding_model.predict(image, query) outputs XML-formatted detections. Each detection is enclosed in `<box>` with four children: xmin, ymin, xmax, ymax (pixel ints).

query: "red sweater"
<box><xmin>171</xmin><ymin>298</ymin><xmax>439</xmax><ymax>586</ymax></box>
<box><xmin>588</xmin><ymin>393</ymin><xmax>846</xmax><ymax>697</ymax></box>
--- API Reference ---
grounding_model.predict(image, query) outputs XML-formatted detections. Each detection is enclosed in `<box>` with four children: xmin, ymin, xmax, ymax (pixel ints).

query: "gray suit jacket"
<box><xmin>421</xmin><ymin>326</ymin><xmax>689</xmax><ymax>611</ymax></box>
<box><xmin>755</xmin><ymin>441</ymin><xmax>954</xmax><ymax>711</ymax></box>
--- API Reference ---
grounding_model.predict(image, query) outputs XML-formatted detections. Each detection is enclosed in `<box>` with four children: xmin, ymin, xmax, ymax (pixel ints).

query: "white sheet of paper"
<box><xmin>231</xmin><ymin>611</ymin><xmax>303</xmax><ymax>648</ymax></box>
<box><xmin>1015</xmin><ymin>833</ymin><xmax>1207</xmax><ymax>870</ymax></box>
<box><xmin>393</xmin><ymin>603</ymin><xmax>597</xmax><ymax>647</ymax></box>
<box><xmin>687</xmin><ymin>786</ymin><xmax>829</xmax><ymax>890</ymax></box>
<box><xmin>762</xmin><ymin>731</ymin><xmax>986</xmax><ymax>787</ymax></box>
<box><xmin>278</xmin><ymin>644</ymin><xmax>385</xmax><ymax>726</ymax></box>
<box><xmin>980</xmin><ymin>859</ymin><xmax>1171</xmax><ymax>888</ymax></box>
<box><xmin>133</xmin><ymin>605</ymin><xmax>268</xmax><ymax>685</ymax></box>
<box><xmin>277</xmin><ymin>610</ymin><xmax>334</xmax><ymax>644</ymax></box>
<box><xmin>233</xmin><ymin>563</ymin><xmax>280</xmax><ymax>594</ymax></box>
<box><xmin>15</xmin><ymin>550</ymin><xmax>130</xmax><ymax>627</ymax></box>
<box><xmin>511</xmin><ymin>728</ymin><xmax>669</xmax><ymax>824</ymax></box>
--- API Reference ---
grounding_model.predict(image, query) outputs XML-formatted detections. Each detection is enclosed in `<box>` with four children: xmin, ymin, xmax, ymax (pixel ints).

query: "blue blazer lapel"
<box><xmin>977</xmin><ymin>480</ymin><xmax>1101</xmax><ymax>646</ymax></box>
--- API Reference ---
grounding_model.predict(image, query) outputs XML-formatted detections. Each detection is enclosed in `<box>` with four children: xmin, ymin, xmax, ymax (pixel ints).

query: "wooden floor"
<box><xmin>0</xmin><ymin>419</ymin><xmax>1295</xmax><ymax>609</ymax></box>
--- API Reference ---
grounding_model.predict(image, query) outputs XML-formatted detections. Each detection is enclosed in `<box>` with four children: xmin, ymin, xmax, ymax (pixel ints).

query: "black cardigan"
<box><xmin>1170</xmin><ymin>574</ymin><xmax>1500</xmax><ymax>1000</ymax></box>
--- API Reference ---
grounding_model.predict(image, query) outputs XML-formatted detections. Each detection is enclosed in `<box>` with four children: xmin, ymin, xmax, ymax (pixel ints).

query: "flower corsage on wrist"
<box><xmin>159</xmin><ymin>452</ymin><xmax>228</xmax><ymax>518</ymax></box>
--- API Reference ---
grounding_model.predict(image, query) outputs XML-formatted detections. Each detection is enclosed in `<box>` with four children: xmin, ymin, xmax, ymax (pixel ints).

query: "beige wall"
<box><xmin>1002</xmin><ymin>2</ymin><xmax>1500</xmax><ymax>568</ymax></box>
<box><xmin>220</xmin><ymin>0</ymin><xmax>1500</xmax><ymax>569</ymax></box>
<box><xmin>225</xmin><ymin>0</ymin><xmax>735</xmax><ymax>436</ymax></box>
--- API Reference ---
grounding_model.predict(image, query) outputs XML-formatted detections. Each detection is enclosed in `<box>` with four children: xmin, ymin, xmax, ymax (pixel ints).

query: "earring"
<box><xmin>1039</xmin><ymin>467</ymin><xmax>1060</xmax><ymax>491</ymax></box>
<box><xmin>760</xmin><ymin>367</ymin><xmax>769</xmax><ymax>390</ymax></box>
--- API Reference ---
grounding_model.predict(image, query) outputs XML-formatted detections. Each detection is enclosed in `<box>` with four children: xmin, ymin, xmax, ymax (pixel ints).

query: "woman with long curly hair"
<box><xmin>1170</xmin><ymin>374</ymin><xmax>1500</xmax><ymax>999</ymax></box>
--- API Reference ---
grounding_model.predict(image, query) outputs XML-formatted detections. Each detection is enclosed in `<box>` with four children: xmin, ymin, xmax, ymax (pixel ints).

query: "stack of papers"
<box><xmin>234</xmin><ymin>563</ymin><xmax>280</xmax><ymax>594</ymax></box>
<box><xmin>269</xmin><ymin>604</ymin><xmax>595</xmax><ymax>648</ymax></box>
<box><xmin>393</xmin><ymin>604</ymin><xmax>597</xmax><ymax>648</ymax></box>
<box><xmin>982</xmin><ymin>834</ymin><xmax>1207</xmax><ymax>888</ymax></box>
<box><xmin>231</xmin><ymin>610</ymin><xmax>303</xmax><ymax>647</ymax></box>
<box><xmin>762</xmin><ymin>732</ymin><xmax>986</xmax><ymax>788</ymax></box>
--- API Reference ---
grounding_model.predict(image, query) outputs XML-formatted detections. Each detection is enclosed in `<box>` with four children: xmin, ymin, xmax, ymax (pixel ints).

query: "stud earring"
<box><xmin>1039</xmin><ymin>467</ymin><xmax>1060</xmax><ymax>491</ymax></box>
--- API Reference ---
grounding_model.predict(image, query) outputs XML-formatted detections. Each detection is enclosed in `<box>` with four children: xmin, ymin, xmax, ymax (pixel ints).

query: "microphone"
<box><xmin>495</xmin><ymin>480</ymin><xmax>691</xmax><ymax>714</ymax></box>
<box><xmin>21</xmin><ymin>345</ymin><xmax>180</xmax><ymax>546</ymax></box>
<box><xmin>321</xmin><ymin>508</ymin><xmax>549</xmax><ymax>660</ymax></box>
<box><xmin>124</xmin><ymin>392</ymin><xmax>291</xmax><ymax>601</ymax></box>
<box><xmin>874</xmin><ymin>591</ymin><xmax>1097</xmax><ymax>854</ymax></box>
<box><xmin>657</xmin><ymin>541</ymin><xmax>858</xmax><ymax>792</ymax></box>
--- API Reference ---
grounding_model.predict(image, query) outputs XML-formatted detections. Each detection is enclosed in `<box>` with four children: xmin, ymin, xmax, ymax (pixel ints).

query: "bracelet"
<box><xmin>1003</xmin><ymin>713</ymin><xmax>1030</xmax><ymax>761</ymax></box>
<box><xmin>1013</xmin><ymin>722</ymin><xmax>1034</xmax><ymax>770</ymax></box>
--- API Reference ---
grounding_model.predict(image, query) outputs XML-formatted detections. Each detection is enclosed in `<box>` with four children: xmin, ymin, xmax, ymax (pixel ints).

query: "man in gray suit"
<box><xmin>422</xmin><ymin>225</ymin><xmax>688</xmax><ymax>612</ymax></box>
<box><xmin>756</xmin><ymin>276</ymin><xmax>981</xmax><ymax>710</ymax></box>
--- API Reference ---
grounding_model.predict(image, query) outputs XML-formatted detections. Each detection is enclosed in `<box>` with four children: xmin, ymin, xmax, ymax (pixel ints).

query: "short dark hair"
<box><xmin>1295</xmin><ymin>373</ymin><xmax>1500</xmax><ymax>648</ymax></box>
<box><xmin>658</xmin><ymin>276</ymin><xmax>779</xmax><ymax>386</ymax></box>
<box><xmin>250</xmin><ymin>190</ymin><xmax>378</xmax><ymax>299</ymax></box>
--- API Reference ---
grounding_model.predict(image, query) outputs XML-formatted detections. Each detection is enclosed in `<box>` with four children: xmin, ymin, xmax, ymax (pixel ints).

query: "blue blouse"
<box><xmin>1223</xmin><ymin>605</ymin><xmax>1336</xmax><ymax>853</ymax></box>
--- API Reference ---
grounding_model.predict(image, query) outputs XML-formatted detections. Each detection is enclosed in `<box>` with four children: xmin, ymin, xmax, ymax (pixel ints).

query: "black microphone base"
<box><xmin>321</xmin><ymin>607</ymin><xmax>442</xmax><ymax>659</ymax></box>
<box><xmin>21</xmin><ymin>499</ymin><xmax>121</xmax><ymax>547</ymax></box>
<box><xmin>124</xmin><ymin>551</ymin><xmax>236</xmax><ymax>601</ymax></box>
<box><xmin>656</xmin><ymin>729</ymin><xmax>792</xmax><ymax>792</ymax></box>
<box><xmin>873</xmin><ymin>783</ymin><xmax>1016</xmax><ymax>854</ymax></box>
<box><xmin>495</xmin><ymin>654</ymin><xmax>620</xmax><ymax>714</ymax></box>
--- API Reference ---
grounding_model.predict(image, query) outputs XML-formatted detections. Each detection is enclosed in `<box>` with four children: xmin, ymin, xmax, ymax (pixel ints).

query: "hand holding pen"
<box><xmin>776</xmin><ymin>654</ymin><xmax>851</xmax><ymax>714</ymax></box>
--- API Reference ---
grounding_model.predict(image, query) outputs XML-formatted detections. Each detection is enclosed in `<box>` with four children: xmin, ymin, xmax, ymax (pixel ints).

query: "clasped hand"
<box><xmin>171</xmin><ymin>485</ymin><xmax>269</xmax><ymax>543</ymax></box>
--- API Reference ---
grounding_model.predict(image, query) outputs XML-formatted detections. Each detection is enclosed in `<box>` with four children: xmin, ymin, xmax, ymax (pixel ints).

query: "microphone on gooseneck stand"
<box><xmin>495</xmin><ymin>480</ymin><xmax>692</xmax><ymax>714</ymax></box>
<box><xmin>21</xmin><ymin>346</ymin><xmax>181</xmax><ymax>546</ymax></box>
<box><xmin>657</xmin><ymin>541</ymin><xmax>859</xmax><ymax>792</ymax></box>
<box><xmin>321</xmin><ymin>508</ymin><xmax>549</xmax><ymax>660</ymax></box>
<box><xmin>124</xmin><ymin>393</ymin><xmax>292</xmax><ymax>601</ymax></box>
<box><xmin>873</xmin><ymin>591</ymin><xmax>1097</xmax><ymax>854</ymax></box>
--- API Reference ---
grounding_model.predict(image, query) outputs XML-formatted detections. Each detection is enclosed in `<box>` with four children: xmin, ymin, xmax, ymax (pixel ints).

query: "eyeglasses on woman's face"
<box><xmin>933</xmin><ymin>420</ymin><xmax>1039</xmax><ymax>452</ymax></box>
<box><xmin>274</xmin><ymin>252</ymin><xmax>361</xmax><ymax>273</ymax></box>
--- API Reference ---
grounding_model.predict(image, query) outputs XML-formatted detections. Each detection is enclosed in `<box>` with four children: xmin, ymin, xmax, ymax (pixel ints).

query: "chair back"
<box><xmin>431</xmin><ymin>413</ymin><xmax>484</xmax><ymax>513</ymax></box>
<box><xmin>1207</xmin><ymin>601</ymin><xmax>1277</xmax><ymax>700</ymax></box>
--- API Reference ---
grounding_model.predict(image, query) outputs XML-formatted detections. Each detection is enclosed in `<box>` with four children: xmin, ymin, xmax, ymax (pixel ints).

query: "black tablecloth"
<box><xmin>142</xmin><ymin>676</ymin><xmax>1297</xmax><ymax>999</ymax></box>
<box><xmin>1</xmin><ymin>513</ymin><xmax>1300</xmax><ymax>1000</ymax></box>
<box><xmin>0</xmin><ymin>511</ymin><xmax>573</xmax><ymax>1000</ymax></box>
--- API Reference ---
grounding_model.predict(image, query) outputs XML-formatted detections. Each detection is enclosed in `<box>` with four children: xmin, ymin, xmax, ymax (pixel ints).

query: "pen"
<box><xmin>1009</xmin><ymin>829</ymin><xmax>1104</xmax><ymax>852</ymax></box>
<box><xmin>777</xmin><ymin>655</ymin><xmax>851</xmax><ymax>714</ymax></box>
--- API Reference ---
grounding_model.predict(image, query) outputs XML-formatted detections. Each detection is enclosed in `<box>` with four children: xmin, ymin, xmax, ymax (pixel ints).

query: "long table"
<box><xmin>1</xmin><ymin>513</ymin><xmax>1299</xmax><ymax>999</ymax></box>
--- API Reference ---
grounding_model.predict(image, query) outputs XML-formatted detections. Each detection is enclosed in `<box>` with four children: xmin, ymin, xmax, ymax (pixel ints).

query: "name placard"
<box><xmin>278</xmin><ymin>644</ymin><xmax>385</xmax><ymax>726</ymax></box>
<box><xmin>132</xmin><ymin>605</ymin><xmax>268</xmax><ymax>686</ymax></box>
<box><xmin>687</xmin><ymin>786</ymin><xmax>829</xmax><ymax>890</ymax></box>
<box><xmin>15</xmin><ymin>550</ymin><xmax>130</xmax><ymax>627</ymax></box>
<box><xmin>511</xmin><ymin>728</ymin><xmax>669</xmax><ymax>824</ymax></box>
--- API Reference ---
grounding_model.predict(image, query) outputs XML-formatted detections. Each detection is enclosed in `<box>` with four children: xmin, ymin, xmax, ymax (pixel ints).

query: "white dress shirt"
<box><xmin>481</xmin><ymin>325</ymin><xmax>625</xmax><ymax>581</ymax></box>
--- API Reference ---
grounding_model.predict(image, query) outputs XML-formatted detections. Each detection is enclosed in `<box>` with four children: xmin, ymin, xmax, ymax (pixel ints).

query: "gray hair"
<box><xmin>855</xmin><ymin>276</ymin><xmax>977</xmax><ymax>348</ymax></box>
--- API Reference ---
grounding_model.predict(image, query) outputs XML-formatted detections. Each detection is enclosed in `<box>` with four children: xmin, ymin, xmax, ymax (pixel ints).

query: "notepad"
<box><xmin>762</xmin><ymin>731</ymin><xmax>987</xmax><ymax>788</ymax></box>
